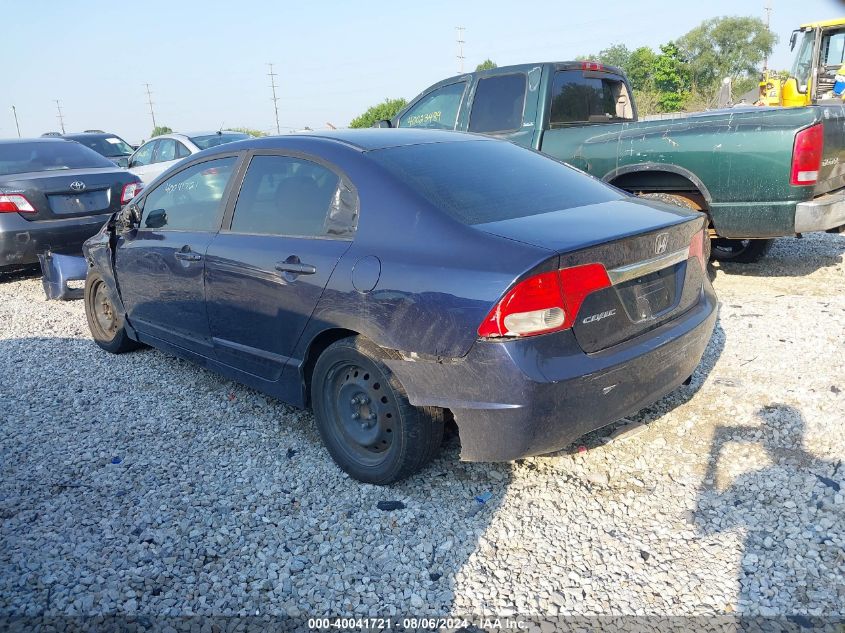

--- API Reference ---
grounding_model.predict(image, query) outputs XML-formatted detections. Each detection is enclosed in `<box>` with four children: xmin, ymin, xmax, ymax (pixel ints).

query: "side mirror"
<box><xmin>789</xmin><ymin>31</ymin><xmax>798</xmax><ymax>51</ymax></box>
<box><xmin>145</xmin><ymin>208</ymin><xmax>167</xmax><ymax>229</ymax></box>
<box><xmin>116</xmin><ymin>156</ymin><xmax>130</xmax><ymax>169</ymax></box>
<box><xmin>116</xmin><ymin>203</ymin><xmax>141</xmax><ymax>232</ymax></box>
<box><xmin>373</xmin><ymin>119</ymin><xmax>393</xmax><ymax>128</ymax></box>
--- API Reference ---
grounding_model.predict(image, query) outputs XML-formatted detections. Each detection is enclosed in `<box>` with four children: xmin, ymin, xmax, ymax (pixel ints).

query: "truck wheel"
<box><xmin>84</xmin><ymin>272</ymin><xmax>141</xmax><ymax>354</ymax></box>
<box><xmin>710</xmin><ymin>238</ymin><xmax>775</xmax><ymax>263</ymax></box>
<box><xmin>311</xmin><ymin>336</ymin><xmax>444</xmax><ymax>485</ymax></box>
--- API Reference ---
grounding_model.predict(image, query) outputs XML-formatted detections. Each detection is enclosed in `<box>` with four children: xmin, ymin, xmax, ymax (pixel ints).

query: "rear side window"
<box><xmin>141</xmin><ymin>156</ymin><xmax>237</xmax><ymax>231</ymax></box>
<box><xmin>176</xmin><ymin>142</ymin><xmax>192</xmax><ymax>158</ymax></box>
<box><xmin>230</xmin><ymin>155</ymin><xmax>357</xmax><ymax>238</ymax></box>
<box><xmin>550</xmin><ymin>70</ymin><xmax>634</xmax><ymax>126</ymax></box>
<box><xmin>0</xmin><ymin>141</ymin><xmax>114</xmax><ymax>176</ymax></box>
<box><xmin>370</xmin><ymin>140</ymin><xmax>621</xmax><ymax>225</ymax></box>
<box><xmin>155</xmin><ymin>139</ymin><xmax>177</xmax><ymax>163</ymax></box>
<box><xmin>398</xmin><ymin>82</ymin><xmax>466</xmax><ymax>129</ymax></box>
<box><xmin>468</xmin><ymin>74</ymin><xmax>526</xmax><ymax>133</ymax></box>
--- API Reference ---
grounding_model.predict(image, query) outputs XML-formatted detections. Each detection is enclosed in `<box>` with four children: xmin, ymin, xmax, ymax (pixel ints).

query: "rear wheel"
<box><xmin>84</xmin><ymin>272</ymin><xmax>141</xmax><ymax>354</ymax></box>
<box><xmin>710</xmin><ymin>238</ymin><xmax>775</xmax><ymax>263</ymax></box>
<box><xmin>311</xmin><ymin>336</ymin><xmax>444</xmax><ymax>484</ymax></box>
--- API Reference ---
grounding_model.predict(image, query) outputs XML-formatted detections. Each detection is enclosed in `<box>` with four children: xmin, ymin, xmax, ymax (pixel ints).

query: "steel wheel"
<box><xmin>322</xmin><ymin>359</ymin><xmax>398</xmax><ymax>465</ymax></box>
<box><xmin>88</xmin><ymin>278</ymin><xmax>118</xmax><ymax>341</ymax></box>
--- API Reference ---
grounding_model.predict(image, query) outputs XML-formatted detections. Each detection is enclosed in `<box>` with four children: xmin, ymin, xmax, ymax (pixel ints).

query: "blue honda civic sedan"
<box><xmin>82</xmin><ymin>129</ymin><xmax>717</xmax><ymax>484</ymax></box>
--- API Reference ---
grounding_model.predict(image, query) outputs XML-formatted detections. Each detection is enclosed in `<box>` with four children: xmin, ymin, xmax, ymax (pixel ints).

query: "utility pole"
<box><xmin>54</xmin><ymin>100</ymin><xmax>66</xmax><ymax>134</ymax></box>
<box><xmin>268</xmin><ymin>63</ymin><xmax>281</xmax><ymax>135</ymax></box>
<box><xmin>10</xmin><ymin>106</ymin><xmax>20</xmax><ymax>137</ymax></box>
<box><xmin>144</xmin><ymin>83</ymin><xmax>157</xmax><ymax>130</ymax></box>
<box><xmin>763</xmin><ymin>1</ymin><xmax>773</xmax><ymax>71</ymax></box>
<box><xmin>455</xmin><ymin>26</ymin><xmax>466</xmax><ymax>74</ymax></box>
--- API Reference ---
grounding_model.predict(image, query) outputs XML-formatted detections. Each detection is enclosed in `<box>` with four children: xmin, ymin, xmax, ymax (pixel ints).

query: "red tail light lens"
<box><xmin>581</xmin><ymin>61</ymin><xmax>604</xmax><ymax>72</ymax></box>
<box><xmin>121</xmin><ymin>182</ymin><xmax>143</xmax><ymax>204</ymax></box>
<box><xmin>0</xmin><ymin>194</ymin><xmax>35</xmax><ymax>213</ymax></box>
<box><xmin>688</xmin><ymin>229</ymin><xmax>707</xmax><ymax>271</ymax></box>
<box><xmin>790</xmin><ymin>123</ymin><xmax>824</xmax><ymax>186</ymax></box>
<box><xmin>478</xmin><ymin>263</ymin><xmax>611</xmax><ymax>338</ymax></box>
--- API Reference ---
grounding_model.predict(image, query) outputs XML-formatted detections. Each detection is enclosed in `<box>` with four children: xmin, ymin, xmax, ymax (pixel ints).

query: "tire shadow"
<box><xmin>714</xmin><ymin>234</ymin><xmax>845</xmax><ymax>278</ymax></box>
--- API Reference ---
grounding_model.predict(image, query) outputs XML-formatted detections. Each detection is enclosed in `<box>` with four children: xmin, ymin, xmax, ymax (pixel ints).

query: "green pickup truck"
<box><xmin>385</xmin><ymin>62</ymin><xmax>845</xmax><ymax>262</ymax></box>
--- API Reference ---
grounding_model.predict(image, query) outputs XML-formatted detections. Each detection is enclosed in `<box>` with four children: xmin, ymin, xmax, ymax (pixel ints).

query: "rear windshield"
<box><xmin>0</xmin><ymin>141</ymin><xmax>115</xmax><ymax>176</ymax></box>
<box><xmin>190</xmin><ymin>133</ymin><xmax>250</xmax><ymax>150</ymax></box>
<box><xmin>65</xmin><ymin>135</ymin><xmax>133</xmax><ymax>158</ymax></box>
<box><xmin>550</xmin><ymin>70</ymin><xmax>634</xmax><ymax>126</ymax></box>
<box><xmin>370</xmin><ymin>140</ymin><xmax>622</xmax><ymax>225</ymax></box>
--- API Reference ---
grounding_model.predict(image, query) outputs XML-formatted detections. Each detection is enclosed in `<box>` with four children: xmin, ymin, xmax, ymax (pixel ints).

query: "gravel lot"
<box><xmin>1</xmin><ymin>234</ymin><xmax>843</xmax><ymax>623</ymax></box>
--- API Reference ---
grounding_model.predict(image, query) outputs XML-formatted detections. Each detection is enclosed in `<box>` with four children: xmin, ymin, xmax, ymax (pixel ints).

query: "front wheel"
<box><xmin>84</xmin><ymin>272</ymin><xmax>141</xmax><ymax>354</ymax></box>
<box><xmin>710</xmin><ymin>238</ymin><xmax>775</xmax><ymax>263</ymax></box>
<box><xmin>311</xmin><ymin>336</ymin><xmax>444</xmax><ymax>484</ymax></box>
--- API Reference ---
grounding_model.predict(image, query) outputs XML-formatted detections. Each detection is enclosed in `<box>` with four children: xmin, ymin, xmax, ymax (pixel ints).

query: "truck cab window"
<box><xmin>398</xmin><ymin>82</ymin><xmax>466</xmax><ymax>129</ymax></box>
<box><xmin>468</xmin><ymin>74</ymin><xmax>527</xmax><ymax>133</ymax></box>
<box><xmin>549</xmin><ymin>70</ymin><xmax>634</xmax><ymax>127</ymax></box>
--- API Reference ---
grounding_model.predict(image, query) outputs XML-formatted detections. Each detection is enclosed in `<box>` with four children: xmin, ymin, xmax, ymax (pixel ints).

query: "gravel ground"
<box><xmin>0</xmin><ymin>233</ymin><xmax>843</xmax><ymax>623</ymax></box>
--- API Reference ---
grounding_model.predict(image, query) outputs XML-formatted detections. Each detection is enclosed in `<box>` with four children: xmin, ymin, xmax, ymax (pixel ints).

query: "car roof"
<box><xmin>0</xmin><ymin>137</ymin><xmax>73</xmax><ymax>145</ymax></box>
<box><xmin>62</xmin><ymin>132</ymin><xmax>120</xmax><ymax>138</ymax></box>
<box><xmin>209</xmin><ymin>129</ymin><xmax>493</xmax><ymax>153</ymax></box>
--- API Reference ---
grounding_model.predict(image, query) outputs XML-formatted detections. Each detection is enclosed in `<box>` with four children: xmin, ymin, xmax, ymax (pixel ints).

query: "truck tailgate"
<box><xmin>816</xmin><ymin>104</ymin><xmax>845</xmax><ymax>196</ymax></box>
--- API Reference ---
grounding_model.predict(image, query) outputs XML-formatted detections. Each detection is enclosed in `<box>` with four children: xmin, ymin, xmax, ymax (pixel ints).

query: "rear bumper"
<box><xmin>794</xmin><ymin>190</ymin><xmax>845</xmax><ymax>233</ymax></box>
<box><xmin>387</xmin><ymin>285</ymin><xmax>718</xmax><ymax>462</ymax></box>
<box><xmin>0</xmin><ymin>212</ymin><xmax>109</xmax><ymax>268</ymax></box>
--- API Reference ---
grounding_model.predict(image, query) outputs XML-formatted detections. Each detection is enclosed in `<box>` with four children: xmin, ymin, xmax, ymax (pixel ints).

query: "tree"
<box><xmin>151</xmin><ymin>125</ymin><xmax>172</xmax><ymax>137</ymax></box>
<box><xmin>653</xmin><ymin>42</ymin><xmax>691</xmax><ymax>112</ymax></box>
<box><xmin>626</xmin><ymin>46</ymin><xmax>658</xmax><ymax>92</ymax></box>
<box><xmin>476</xmin><ymin>59</ymin><xmax>498</xmax><ymax>71</ymax></box>
<box><xmin>678</xmin><ymin>16</ymin><xmax>777</xmax><ymax>93</ymax></box>
<box><xmin>349</xmin><ymin>98</ymin><xmax>408</xmax><ymax>128</ymax></box>
<box><xmin>229</xmin><ymin>127</ymin><xmax>266</xmax><ymax>137</ymax></box>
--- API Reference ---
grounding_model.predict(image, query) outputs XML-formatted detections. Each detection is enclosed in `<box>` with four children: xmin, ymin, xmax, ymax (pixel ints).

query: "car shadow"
<box><xmin>694</xmin><ymin>403</ymin><xmax>844</xmax><ymax>618</ymax></box>
<box><xmin>714</xmin><ymin>234</ymin><xmax>845</xmax><ymax>278</ymax></box>
<box><xmin>0</xmin><ymin>265</ymin><xmax>41</xmax><ymax>284</ymax></box>
<box><xmin>0</xmin><ymin>335</ymin><xmax>509</xmax><ymax>624</ymax></box>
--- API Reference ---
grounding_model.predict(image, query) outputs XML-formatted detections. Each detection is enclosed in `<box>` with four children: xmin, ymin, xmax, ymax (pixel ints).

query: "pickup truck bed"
<box><xmin>390</xmin><ymin>62</ymin><xmax>845</xmax><ymax>261</ymax></box>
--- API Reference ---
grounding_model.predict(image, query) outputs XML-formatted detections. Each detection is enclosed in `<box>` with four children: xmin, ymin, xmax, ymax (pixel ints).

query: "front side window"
<box><xmin>398</xmin><ymin>82</ymin><xmax>466</xmax><ymax>129</ymax></box>
<box><xmin>230</xmin><ymin>155</ymin><xmax>356</xmax><ymax>238</ymax></box>
<box><xmin>155</xmin><ymin>139</ymin><xmax>177</xmax><ymax>163</ymax></box>
<box><xmin>141</xmin><ymin>156</ymin><xmax>238</xmax><ymax>231</ymax></box>
<box><xmin>549</xmin><ymin>70</ymin><xmax>634</xmax><ymax>126</ymax></box>
<box><xmin>131</xmin><ymin>141</ymin><xmax>156</xmax><ymax>167</ymax></box>
<box><xmin>791</xmin><ymin>31</ymin><xmax>816</xmax><ymax>91</ymax></box>
<box><xmin>468</xmin><ymin>74</ymin><xmax>526</xmax><ymax>133</ymax></box>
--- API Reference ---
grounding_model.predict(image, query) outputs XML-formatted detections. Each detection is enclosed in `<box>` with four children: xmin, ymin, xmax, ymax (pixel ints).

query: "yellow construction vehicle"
<box><xmin>759</xmin><ymin>18</ymin><xmax>845</xmax><ymax>107</ymax></box>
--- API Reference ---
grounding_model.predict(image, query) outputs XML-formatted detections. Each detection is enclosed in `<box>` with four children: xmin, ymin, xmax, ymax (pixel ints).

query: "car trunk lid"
<box><xmin>475</xmin><ymin>198</ymin><xmax>708</xmax><ymax>352</ymax></box>
<box><xmin>1</xmin><ymin>167</ymin><xmax>139</xmax><ymax>221</ymax></box>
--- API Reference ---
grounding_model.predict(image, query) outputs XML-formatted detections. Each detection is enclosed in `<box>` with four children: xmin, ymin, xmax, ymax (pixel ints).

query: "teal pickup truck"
<box><xmin>384</xmin><ymin>62</ymin><xmax>845</xmax><ymax>262</ymax></box>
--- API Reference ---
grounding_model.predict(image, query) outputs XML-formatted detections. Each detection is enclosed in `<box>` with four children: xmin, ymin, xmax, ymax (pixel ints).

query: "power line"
<box><xmin>144</xmin><ymin>83</ymin><xmax>157</xmax><ymax>129</ymax></box>
<box><xmin>10</xmin><ymin>106</ymin><xmax>20</xmax><ymax>138</ymax></box>
<box><xmin>54</xmin><ymin>100</ymin><xmax>65</xmax><ymax>134</ymax></box>
<box><xmin>455</xmin><ymin>26</ymin><xmax>466</xmax><ymax>74</ymax></box>
<box><xmin>268</xmin><ymin>63</ymin><xmax>281</xmax><ymax>135</ymax></box>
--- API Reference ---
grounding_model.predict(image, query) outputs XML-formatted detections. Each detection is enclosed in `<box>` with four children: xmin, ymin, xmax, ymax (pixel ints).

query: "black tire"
<box><xmin>710</xmin><ymin>238</ymin><xmax>775</xmax><ymax>263</ymax></box>
<box><xmin>84</xmin><ymin>272</ymin><xmax>141</xmax><ymax>354</ymax></box>
<box><xmin>311</xmin><ymin>336</ymin><xmax>444</xmax><ymax>484</ymax></box>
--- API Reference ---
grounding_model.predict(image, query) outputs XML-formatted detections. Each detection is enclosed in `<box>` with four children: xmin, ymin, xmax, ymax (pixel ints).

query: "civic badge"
<box><xmin>654</xmin><ymin>232</ymin><xmax>669</xmax><ymax>255</ymax></box>
<box><xmin>70</xmin><ymin>181</ymin><xmax>86</xmax><ymax>192</ymax></box>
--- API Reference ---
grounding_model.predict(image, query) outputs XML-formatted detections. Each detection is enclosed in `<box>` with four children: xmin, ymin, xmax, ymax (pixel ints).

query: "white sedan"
<box><xmin>127</xmin><ymin>131</ymin><xmax>250</xmax><ymax>184</ymax></box>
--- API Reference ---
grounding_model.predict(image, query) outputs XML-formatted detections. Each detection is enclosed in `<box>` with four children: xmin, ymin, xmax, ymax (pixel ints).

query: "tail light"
<box><xmin>478</xmin><ymin>263</ymin><xmax>611</xmax><ymax>338</ymax></box>
<box><xmin>688</xmin><ymin>229</ymin><xmax>707</xmax><ymax>271</ymax></box>
<box><xmin>581</xmin><ymin>61</ymin><xmax>604</xmax><ymax>72</ymax></box>
<box><xmin>121</xmin><ymin>182</ymin><xmax>143</xmax><ymax>204</ymax></box>
<box><xmin>0</xmin><ymin>194</ymin><xmax>35</xmax><ymax>213</ymax></box>
<box><xmin>790</xmin><ymin>123</ymin><xmax>824</xmax><ymax>186</ymax></box>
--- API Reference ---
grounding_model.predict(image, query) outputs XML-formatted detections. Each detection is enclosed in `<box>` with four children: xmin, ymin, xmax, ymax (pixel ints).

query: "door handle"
<box><xmin>175</xmin><ymin>250</ymin><xmax>202</xmax><ymax>262</ymax></box>
<box><xmin>275</xmin><ymin>260</ymin><xmax>316</xmax><ymax>275</ymax></box>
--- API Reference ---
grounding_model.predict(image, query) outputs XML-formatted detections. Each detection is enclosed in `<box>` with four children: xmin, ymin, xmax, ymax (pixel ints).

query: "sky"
<box><xmin>4</xmin><ymin>0</ymin><xmax>845</xmax><ymax>144</ymax></box>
